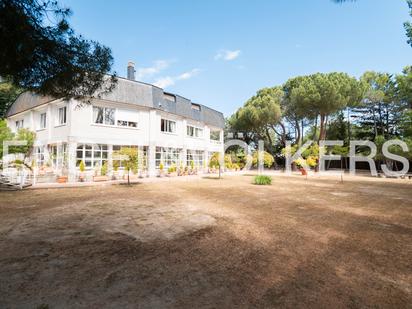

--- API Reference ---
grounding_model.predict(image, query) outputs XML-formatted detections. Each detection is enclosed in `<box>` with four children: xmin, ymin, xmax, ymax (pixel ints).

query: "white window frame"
<box><xmin>187</xmin><ymin>125</ymin><xmax>203</xmax><ymax>138</ymax></box>
<box><xmin>15</xmin><ymin>119</ymin><xmax>24</xmax><ymax>130</ymax></box>
<box><xmin>186</xmin><ymin>150</ymin><xmax>204</xmax><ymax>168</ymax></box>
<box><xmin>160</xmin><ymin>118</ymin><xmax>177</xmax><ymax>134</ymax></box>
<box><xmin>39</xmin><ymin>112</ymin><xmax>47</xmax><ymax>130</ymax></box>
<box><xmin>210</xmin><ymin>130</ymin><xmax>221</xmax><ymax>142</ymax></box>
<box><xmin>92</xmin><ymin>105</ymin><xmax>139</xmax><ymax>129</ymax></box>
<box><xmin>57</xmin><ymin>106</ymin><xmax>67</xmax><ymax>126</ymax></box>
<box><xmin>155</xmin><ymin>147</ymin><xmax>181</xmax><ymax>168</ymax></box>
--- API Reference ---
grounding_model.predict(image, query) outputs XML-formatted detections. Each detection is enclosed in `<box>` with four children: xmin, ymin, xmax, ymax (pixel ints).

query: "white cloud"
<box><xmin>214</xmin><ymin>49</ymin><xmax>241</xmax><ymax>61</ymax></box>
<box><xmin>136</xmin><ymin>60</ymin><xmax>170</xmax><ymax>80</ymax></box>
<box><xmin>177</xmin><ymin>68</ymin><xmax>200</xmax><ymax>80</ymax></box>
<box><xmin>153</xmin><ymin>77</ymin><xmax>175</xmax><ymax>88</ymax></box>
<box><xmin>154</xmin><ymin>68</ymin><xmax>200</xmax><ymax>89</ymax></box>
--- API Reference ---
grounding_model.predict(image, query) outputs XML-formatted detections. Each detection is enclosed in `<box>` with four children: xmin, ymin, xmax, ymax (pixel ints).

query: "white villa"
<box><xmin>5</xmin><ymin>63</ymin><xmax>225</xmax><ymax>182</ymax></box>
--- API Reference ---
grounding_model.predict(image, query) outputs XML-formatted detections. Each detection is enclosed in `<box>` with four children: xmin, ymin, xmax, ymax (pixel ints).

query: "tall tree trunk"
<box><xmin>318</xmin><ymin>114</ymin><xmax>326</xmax><ymax>142</ymax></box>
<box><xmin>301</xmin><ymin>120</ymin><xmax>304</xmax><ymax>144</ymax></box>
<box><xmin>295</xmin><ymin>119</ymin><xmax>301</xmax><ymax>145</ymax></box>
<box><xmin>312</xmin><ymin>116</ymin><xmax>318</xmax><ymax>141</ymax></box>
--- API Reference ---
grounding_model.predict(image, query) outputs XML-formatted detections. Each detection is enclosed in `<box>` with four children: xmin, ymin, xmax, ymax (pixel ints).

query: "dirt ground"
<box><xmin>0</xmin><ymin>174</ymin><xmax>411</xmax><ymax>308</ymax></box>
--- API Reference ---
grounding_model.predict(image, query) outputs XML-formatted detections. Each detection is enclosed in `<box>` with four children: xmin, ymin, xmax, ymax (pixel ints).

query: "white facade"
<box><xmin>6</xmin><ymin>83</ymin><xmax>224</xmax><ymax>182</ymax></box>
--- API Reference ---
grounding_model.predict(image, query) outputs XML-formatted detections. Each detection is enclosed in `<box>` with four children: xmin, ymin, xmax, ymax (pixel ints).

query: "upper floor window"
<box><xmin>39</xmin><ymin>112</ymin><xmax>47</xmax><ymax>129</ymax></box>
<box><xmin>15</xmin><ymin>119</ymin><xmax>24</xmax><ymax>130</ymax></box>
<box><xmin>117</xmin><ymin>109</ymin><xmax>138</xmax><ymax>128</ymax></box>
<box><xmin>58</xmin><ymin>106</ymin><xmax>67</xmax><ymax>125</ymax></box>
<box><xmin>93</xmin><ymin>106</ymin><xmax>115</xmax><ymax>125</ymax></box>
<box><xmin>187</xmin><ymin>125</ymin><xmax>203</xmax><ymax>138</ymax></box>
<box><xmin>161</xmin><ymin>119</ymin><xmax>176</xmax><ymax>133</ymax></box>
<box><xmin>191</xmin><ymin>103</ymin><xmax>201</xmax><ymax>111</ymax></box>
<box><xmin>210</xmin><ymin>130</ymin><xmax>221</xmax><ymax>141</ymax></box>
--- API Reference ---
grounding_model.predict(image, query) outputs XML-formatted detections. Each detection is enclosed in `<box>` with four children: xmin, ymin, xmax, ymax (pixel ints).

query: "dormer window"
<box><xmin>191</xmin><ymin>103</ymin><xmax>201</xmax><ymax>111</ymax></box>
<box><xmin>164</xmin><ymin>93</ymin><xmax>176</xmax><ymax>102</ymax></box>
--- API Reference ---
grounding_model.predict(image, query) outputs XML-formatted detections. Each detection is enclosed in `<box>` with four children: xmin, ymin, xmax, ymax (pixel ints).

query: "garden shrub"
<box><xmin>252</xmin><ymin>151</ymin><xmax>275</xmax><ymax>168</ymax></box>
<box><xmin>253</xmin><ymin>175</ymin><xmax>272</xmax><ymax>185</ymax></box>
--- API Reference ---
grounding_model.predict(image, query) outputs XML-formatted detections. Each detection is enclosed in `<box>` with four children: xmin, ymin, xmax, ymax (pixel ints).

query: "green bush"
<box><xmin>101</xmin><ymin>161</ymin><xmax>108</xmax><ymax>176</ymax></box>
<box><xmin>252</xmin><ymin>151</ymin><xmax>275</xmax><ymax>168</ymax></box>
<box><xmin>253</xmin><ymin>175</ymin><xmax>272</xmax><ymax>185</ymax></box>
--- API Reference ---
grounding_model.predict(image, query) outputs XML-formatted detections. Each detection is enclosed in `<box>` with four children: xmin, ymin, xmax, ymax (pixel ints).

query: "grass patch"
<box><xmin>253</xmin><ymin>175</ymin><xmax>272</xmax><ymax>185</ymax></box>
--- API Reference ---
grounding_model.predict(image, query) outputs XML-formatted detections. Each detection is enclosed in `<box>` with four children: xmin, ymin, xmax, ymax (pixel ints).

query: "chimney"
<box><xmin>127</xmin><ymin>61</ymin><xmax>135</xmax><ymax>80</ymax></box>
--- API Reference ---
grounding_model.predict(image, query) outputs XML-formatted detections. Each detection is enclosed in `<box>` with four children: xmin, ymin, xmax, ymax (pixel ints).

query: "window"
<box><xmin>187</xmin><ymin>150</ymin><xmax>204</xmax><ymax>168</ymax></box>
<box><xmin>187</xmin><ymin>125</ymin><xmax>203</xmax><ymax>138</ymax></box>
<box><xmin>210</xmin><ymin>130</ymin><xmax>221</xmax><ymax>141</ymax></box>
<box><xmin>35</xmin><ymin>146</ymin><xmax>46</xmax><ymax>166</ymax></box>
<box><xmin>15</xmin><ymin>119</ymin><xmax>24</xmax><ymax>130</ymax></box>
<box><xmin>39</xmin><ymin>113</ymin><xmax>47</xmax><ymax>129</ymax></box>
<box><xmin>58</xmin><ymin>106</ymin><xmax>67</xmax><ymax>125</ymax></box>
<box><xmin>76</xmin><ymin>144</ymin><xmax>108</xmax><ymax>168</ymax></box>
<box><xmin>164</xmin><ymin>93</ymin><xmax>176</xmax><ymax>102</ymax></box>
<box><xmin>161</xmin><ymin>119</ymin><xmax>176</xmax><ymax>133</ymax></box>
<box><xmin>93</xmin><ymin>106</ymin><xmax>115</xmax><ymax>125</ymax></box>
<box><xmin>155</xmin><ymin>147</ymin><xmax>181</xmax><ymax>168</ymax></box>
<box><xmin>117</xmin><ymin>109</ymin><xmax>138</xmax><ymax>128</ymax></box>
<box><xmin>112</xmin><ymin>145</ymin><xmax>148</xmax><ymax>170</ymax></box>
<box><xmin>50</xmin><ymin>143</ymin><xmax>67</xmax><ymax>168</ymax></box>
<box><xmin>191</xmin><ymin>103</ymin><xmax>201</xmax><ymax>111</ymax></box>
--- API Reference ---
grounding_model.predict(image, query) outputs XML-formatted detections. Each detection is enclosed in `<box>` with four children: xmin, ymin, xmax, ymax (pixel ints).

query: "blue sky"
<box><xmin>62</xmin><ymin>0</ymin><xmax>411</xmax><ymax>116</ymax></box>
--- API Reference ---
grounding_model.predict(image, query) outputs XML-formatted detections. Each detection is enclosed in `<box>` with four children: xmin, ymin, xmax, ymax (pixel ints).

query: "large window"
<box><xmin>76</xmin><ymin>144</ymin><xmax>108</xmax><ymax>168</ymax></box>
<box><xmin>93</xmin><ymin>106</ymin><xmax>138</xmax><ymax>128</ymax></box>
<box><xmin>34</xmin><ymin>146</ymin><xmax>46</xmax><ymax>166</ymax></box>
<box><xmin>186</xmin><ymin>150</ymin><xmax>204</xmax><ymax>168</ymax></box>
<box><xmin>187</xmin><ymin>125</ymin><xmax>203</xmax><ymax>138</ymax></box>
<box><xmin>58</xmin><ymin>106</ymin><xmax>67</xmax><ymax>125</ymax></box>
<box><xmin>93</xmin><ymin>106</ymin><xmax>115</xmax><ymax>125</ymax></box>
<box><xmin>155</xmin><ymin>147</ymin><xmax>181</xmax><ymax>168</ymax></box>
<box><xmin>39</xmin><ymin>113</ymin><xmax>47</xmax><ymax>129</ymax></box>
<box><xmin>50</xmin><ymin>143</ymin><xmax>67</xmax><ymax>168</ymax></box>
<box><xmin>210</xmin><ymin>130</ymin><xmax>221</xmax><ymax>142</ymax></box>
<box><xmin>117</xmin><ymin>109</ymin><xmax>138</xmax><ymax>128</ymax></box>
<box><xmin>161</xmin><ymin>119</ymin><xmax>176</xmax><ymax>133</ymax></box>
<box><xmin>112</xmin><ymin>145</ymin><xmax>147</xmax><ymax>170</ymax></box>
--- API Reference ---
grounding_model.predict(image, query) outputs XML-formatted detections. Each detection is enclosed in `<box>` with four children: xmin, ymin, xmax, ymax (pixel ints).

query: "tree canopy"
<box><xmin>0</xmin><ymin>0</ymin><xmax>116</xmax><ymax>106</ymax></box>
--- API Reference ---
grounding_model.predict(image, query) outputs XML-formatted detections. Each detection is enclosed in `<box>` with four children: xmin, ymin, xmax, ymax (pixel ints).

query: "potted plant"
<box><xmin>167</xmin><ymin>164</ymin><xmax>177</xmax><ymax>177</ymax></box>
<box><xmin>158</xmin><ymin>162</ymin><xmax>164</xmax><ymax>177</ymax></box>
<box><xmin>79</xmin><ymin>160</ymin><xmax>86</xmax><ymax>182</ymax></box>
<box><xmin>112</xmin><ymin>160</ymin><xmax>119</xmax><ymax>180</ymax></box>
<box><xmin>294</xmin><ymin>158</ymin><xmax>307</xmax><ymax>176</ymax></box>
<box><xmin>306</xmin><ymin>156</ymin><xmax>318</xmax><ymax>171</ymax></box>
<box><xmin>189</xmin><ymin>160</ymin><xmax>195</xmax><ymax>175</ymax></box>
<box><xmin>94</xmin><ymin>162</ymin><xmax>109</xmax><ymax>182</ymax></box>
<box><xmin>57</xmin><ymin>158</ymin><xmax>68</xmax><ymax>183</ymax></box>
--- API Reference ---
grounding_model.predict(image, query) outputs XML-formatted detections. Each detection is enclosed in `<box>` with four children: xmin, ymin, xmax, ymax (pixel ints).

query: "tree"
<box><xmin>0</xmin><ymin>79</ymin><xmax>22</xmax><ymax>118</ymax></box>
<box><xmin>405</xmin><ymin>0</ymin><xmax>412</xmax><ymax>47</ymax></box>
<box><xmin>353</xmin><ymin>71</ymin><xmax>405</xmax><ymax>140</ymax></box>
<box><xmin>396</xmin><ymin>66</ymin><xmax>412</xmax><ymax>108</ymax></box>
<box><xmin>115</xmin><ymin>147</ymin><xmax>138</xmax><ymax>185</ymax></box>
<box><xmin>0</xmin><ymin>119</ymin><xmax>13</xmax><ymax>158</ymax></box>
<box><xmin>288</xmin><ymin>72</ymin><xmax>362</xmax><ymax>141</ymax></box>
<box><xmin>0</xmin><ymin>0</ymin><xmax>117</xmax><ymax>108</ymax></box>
<box><xmin>228</xmin><ymin>87</ymin><xmax>283</xmax><ymax>154</ymax></box>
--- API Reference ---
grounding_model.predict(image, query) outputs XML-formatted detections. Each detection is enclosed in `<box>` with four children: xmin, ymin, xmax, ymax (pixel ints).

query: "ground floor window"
<box><xmin>34</xmin><ymin>146</ymin><xmax>47</xmax><ymax>167</ymax></box>
<box><xmin>156</xmin><ymin>147</ymin><xmax>182</xmax><ymax>168</ymax></box>
<box><xmin>187</xmin><ymin>150</ymin><xmax>204</xmax><ymax>168</ymax></box>
<box><xmin>76</xmin><ymin>144</ymin><xmax>108</xmax><ymax>169</ymax></box>
<box><xmin>112</xmin><ymin>145</ymin><xmax>148</xmax><ymax>170</ymax></box>
<box><xmin>49</xmin><ymin>143</ymin><xmax>67</xmax><ymax>169</ymax></box>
